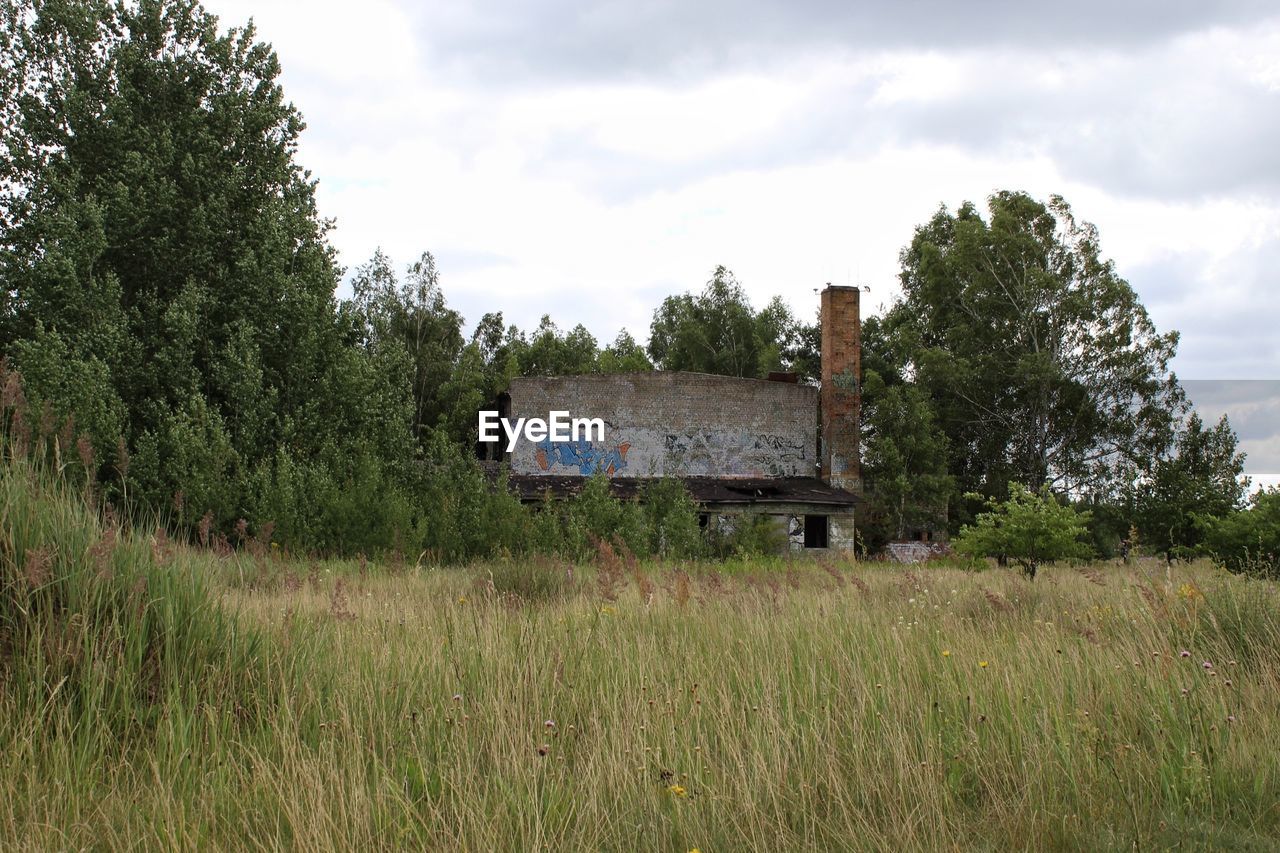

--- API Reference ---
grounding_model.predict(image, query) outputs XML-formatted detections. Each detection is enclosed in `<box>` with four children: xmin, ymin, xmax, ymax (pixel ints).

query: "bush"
<box><xmin>561</xmin><ymin>473</ymin><xmax>647</xmax><ymax>559</ymax></box>
<box><xmin>953</xmin><ymin>483</ymin><xmax>1093</xmax><ymax>579</ymax></box>
<box><xmin>1200</xmin><ymin>489</ymin><xmax>1280</xmax><ymax>578</ymax></box>
<box><xmin>707</xmin><ymin>512</ymin><xmax>787</xmax><ymax>558</ymax></box>
<box><xmin>638</xmin><ymin>477</ymin><xmax>704</xmax><ymax>559</ymax></box>
<box><xmin>1</xmin><ymin>365</ymin><xmax>271</xmax><ymax>747</ymax></box>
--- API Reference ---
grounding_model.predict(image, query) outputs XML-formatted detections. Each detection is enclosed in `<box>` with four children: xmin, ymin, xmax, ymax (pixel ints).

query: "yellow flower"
<box><xmin>942</xmin><ymin>650</ymin><xmax>951</xmax><ymax>657</ymax></box>
<box><xmin>457</xmin><ymin>596</ymin><xmax>467</xmax><ymax>604</ymax></box>
<box><xmin>667</xmin><ymin>784</ymin><xmax>688</xmax><ymax>798</ymax></box>
<box><xmin>979</xmin><ymin>661</ymin><xmax>989</xmax><ymax>668</ymax></box>
<box><xmin>600</xmin><ymin>606</ymin><xmax>616</xmax><ymax>615</ymax></box>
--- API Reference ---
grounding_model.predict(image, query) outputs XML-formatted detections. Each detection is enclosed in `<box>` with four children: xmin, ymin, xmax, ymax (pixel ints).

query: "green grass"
<box><xmin>3</xmin><ymin>470</ymin><xmax>1280</xmax><ymax>849</ymax></box>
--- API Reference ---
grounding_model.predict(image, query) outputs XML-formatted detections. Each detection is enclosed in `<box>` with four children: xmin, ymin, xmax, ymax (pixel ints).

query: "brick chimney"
<box><xmin>820</xmin><ymin>285</ymin><xmax>861</xmax><ymax>492</ymax></box>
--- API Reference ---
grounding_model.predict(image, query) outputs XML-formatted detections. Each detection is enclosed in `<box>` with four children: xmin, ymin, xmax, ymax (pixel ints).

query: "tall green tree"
<box><xmin>347</xmin><ymin>249</ymin><xmax>465</xmax><ymax>443</ymax></box>
<box><xmin>860</xmin><ymin>368</ymin><xmax>953</xmax><ymax>545</ymax></box>
<box><xmin>0</xmin><ymin>0</ymin><xmax>412</xmax><ymax>521</ymax></box>
<box><xmin>1133</xmin><ymin>412</ymin><xmax>1247</xmax><ymax>562</ymax></box>
<box><xmin>856</xmin><ymin>312</ymin><xmax>953</xmax><ymax>545</ymax></box>
<box><xmin>889</xmin><ymin>192</ymin><xmax>1182</xmax><ymax>500</ymax></box>
<box><xmin>597</xmin><ymin>330</ymin><xmax>653</xmax><ymax>373</ymax></box>
<box><xmin>648</xmin><ymin>265</ymin><xmax>815</xmax><ymax>378</ymax></box>
<box><xmin>434</xmin><ymin>310</ymin><xmax>523</xmax><ymax>447</ymax></box>
<box><xmin>1199</xmin><ymin>487</ymin><xmax>1280</xmax><ymax>577</ymax></box>
<box><xmin>517</xmin><ymin>315</ymin><xmax>600</xmax><ymax>377</ymax></box>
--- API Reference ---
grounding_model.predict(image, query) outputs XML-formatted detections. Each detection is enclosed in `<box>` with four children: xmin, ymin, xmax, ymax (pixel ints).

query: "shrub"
<box><xmin>1199</xmin><ymin>488</ymin><xmax>1280</xmax><ymax>578</ymax></box>
<box><xmin>561</xmin><ymin>473</ymin><xmax>646</xmax><ymax>559</ymax></box>
<box><xmin>953</xmin><ymin>483</ymin><xmax>1093</xmax><ymax>579</ymax></box>
<box><xmin>707</xmin><ymin>512</ymin><xmax>787</xmax><ymax>558</ymax></box>
<box><xmin>638</xmin><ymin>477</ymin><xmax>704</xmax><ymax>559</ymax></box>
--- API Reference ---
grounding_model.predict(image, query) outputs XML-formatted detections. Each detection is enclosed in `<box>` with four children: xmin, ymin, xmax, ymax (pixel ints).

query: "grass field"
<box><xmin>4</xmin><ymin>468</ymin><xmax>1280</xmax><ymax>850</ymax></box>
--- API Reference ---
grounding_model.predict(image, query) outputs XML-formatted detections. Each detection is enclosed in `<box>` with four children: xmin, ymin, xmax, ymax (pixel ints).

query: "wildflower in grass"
<box><xmin>457</xmin><ymin>596</ymin><xmax>467</xmax><ymax>604</ymax></box>
<box><xmin>942</xmin><ymin>650</ymin><xmax>951</xmax><ymax>657</ymax></box>
<box><xmin>667</xmin><ymin>784</ymin><xmax>688</xmax><ymax>797</ymax></box>
<box><xmin>545</xmin><ymin>719</ymin><xmax>556</xmax><ymax>729</ymax></box>
<box><xmin>1202</xmin><ymin>661</ymin><xmax>1213</xmax><ymax>670</ymax></box>
<box><xmin>979</xmin><ymin>661</ymin><xmax>989</xmax><ymax>668</ymax></box>
<box><xmin>1180</xmin><ymin>650</ymin><xmax>1191</xmax><ymax>658</ymax></box>
<box><xmin>1227</xmin><ymin>715</ymin><xmax>1237</xmax><ymax>723</ymax></box>
<box><xmin>537</xmin><ymin>744</ymin><xmax>549</xmax><ymax>756</ymax></box>
<box><xmin>601</xmin><ymin>606</ymin><xmax>616</xmax><ymax>615</ymax></box>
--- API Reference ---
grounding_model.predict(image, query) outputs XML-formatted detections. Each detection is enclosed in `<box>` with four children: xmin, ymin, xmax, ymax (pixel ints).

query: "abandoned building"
<box><xmin>483</xmin><ymin>285</ymin><xmax>863</xmax><ymax>552</ymax></box>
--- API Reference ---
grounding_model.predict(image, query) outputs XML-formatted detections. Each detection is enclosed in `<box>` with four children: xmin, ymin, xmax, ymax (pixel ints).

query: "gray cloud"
<box><xmin>1182</xmin><ymin>380</ymin><xmax>1280</xmax><ymax>480</ymax></box>
<box><xmin>888</xmin><ymin>49</ymin><xmax>1280</xmax><ymax>201</ymax></box>
<box><xmin>1129</xmin><ymin>239</ymin><xmax>1280</xmax><ymax>380</ymax></box>
<box><xmin>414</xmin><ymin>0</ymin><xmax>1277</xmax><ymax>84</ymax></box>
<box><xmin>497</xmin><ymin>35</ymin><xmax>1280</xmax><ymax>207</ymax></box>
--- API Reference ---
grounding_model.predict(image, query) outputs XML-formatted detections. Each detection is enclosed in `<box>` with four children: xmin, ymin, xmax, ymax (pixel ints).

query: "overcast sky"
<box><xmin>205</xmin><ymin>0</ymin><xmax>1280</xmax><ymax>483</ymax></box>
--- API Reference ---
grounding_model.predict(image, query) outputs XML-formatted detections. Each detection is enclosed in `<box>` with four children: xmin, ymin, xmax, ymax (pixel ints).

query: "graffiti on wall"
<box><xmin>662</xmin><ymin>430</ymin><xmax>808</xmax><ymax>477</ymax></box>
<box><xmin>536</xmin><ymin>439</ymin><xmax>632</xmax><ymax>476</ymax></box>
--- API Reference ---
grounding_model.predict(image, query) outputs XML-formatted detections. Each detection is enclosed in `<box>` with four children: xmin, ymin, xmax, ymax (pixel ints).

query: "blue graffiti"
<box><xmin>536</xmin><ymin>439</ymin><xmax>631</xmax><ymax>476</ymax></box>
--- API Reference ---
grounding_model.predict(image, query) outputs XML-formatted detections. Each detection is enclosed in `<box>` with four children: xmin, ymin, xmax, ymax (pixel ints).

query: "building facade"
<box><xmin>489</xmin><ymin>285</ymin><xmax>862</xmax><ymax>552</ymax></box>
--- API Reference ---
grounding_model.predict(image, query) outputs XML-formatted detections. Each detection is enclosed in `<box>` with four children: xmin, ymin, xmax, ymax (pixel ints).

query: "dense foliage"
<box><xmin>1132</xmin><ymin>413</ymin><xmax>1247</xmax><ymax>562</ymax></box>
<box><xmin>864</xmin><ymin>192</ymin><xmax>1257</xmax><ymax>562</ymax></box>
<box><xmin>0</xmin><ymin>1</ymin><xmax>1271</xmax><ymax>567</ymax></box>
<box><xmin>954</xmin><ymin>483</ymin><xmax>1094</xmax><ymax>578</ymax></box>
<box><xmin>648</xmin><ymin>265</ymin><xmax>818</xmax><ymax>380</ymax></box>
<box><xmin>0</xmin><ymin>0</ymin><xmax>721</xmax><ymax>562</ymax></box>
<box><xmin>1199</xmin><ymin>488</ymin><xmax>1280</xmax><ymax>578</ymax></box>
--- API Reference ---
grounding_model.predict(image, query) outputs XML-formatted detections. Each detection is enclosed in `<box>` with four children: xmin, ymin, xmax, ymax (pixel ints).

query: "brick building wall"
<box><xmin>506</xmin><ymin>372</ymin><xmax>818</xmax><ymax>479</ymax></box>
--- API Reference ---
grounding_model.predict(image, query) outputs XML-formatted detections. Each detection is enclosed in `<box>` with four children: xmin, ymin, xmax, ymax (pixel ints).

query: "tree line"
<box><xmin>1</xmin><ymin>0</ymin><xmax>1272</xmax><ymax>572</ymax></box>
<box><xmin>0</xmin><ymin>0</ymin><xmax>815</xmax><ymax>561</ymax></box>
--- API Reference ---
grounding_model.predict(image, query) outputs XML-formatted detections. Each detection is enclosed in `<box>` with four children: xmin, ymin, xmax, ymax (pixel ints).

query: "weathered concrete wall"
<box><xmin>713</xmin><ymin>511</ymin><xmax>857</xmax><ymax>555</ymax></box>
<box><xmin>829</xmin><ymin>513</ymin><xmax>858</xmax><ymax>552</ymax></box>
<box><xmin>885</xmin><ymin>541</ymin><xmax>951</xmax><ymax>564</ymax></box>
<box><xmin>506</xmin><ymin>372</ymin><xmax>818</xmax><ymax>479</ymax></box>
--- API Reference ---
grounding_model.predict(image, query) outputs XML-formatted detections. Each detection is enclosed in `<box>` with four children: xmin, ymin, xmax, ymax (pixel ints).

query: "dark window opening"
<box><xmin>803</xmin><ymin>515</ymin><xmax>829</xmax><ymax>549</ymax></box>
<box><xmin>698</xmin><ymin>513</ymin><xmax>710</xmax><ymax>530</ymax></box>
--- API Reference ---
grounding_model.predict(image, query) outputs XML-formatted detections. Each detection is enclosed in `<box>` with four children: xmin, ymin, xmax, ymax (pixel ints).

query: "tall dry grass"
<box><xmin>4</xmin><ymin>515</ymin><xmax>1279</xmax><ymax>849</ymax></box>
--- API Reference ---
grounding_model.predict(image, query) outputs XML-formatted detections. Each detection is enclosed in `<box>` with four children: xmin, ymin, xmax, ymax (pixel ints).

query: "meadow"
<box><xmin>3</xmin><ymin>465</ymin><xmax>1280</xmax><ymax>851</ymax></box>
